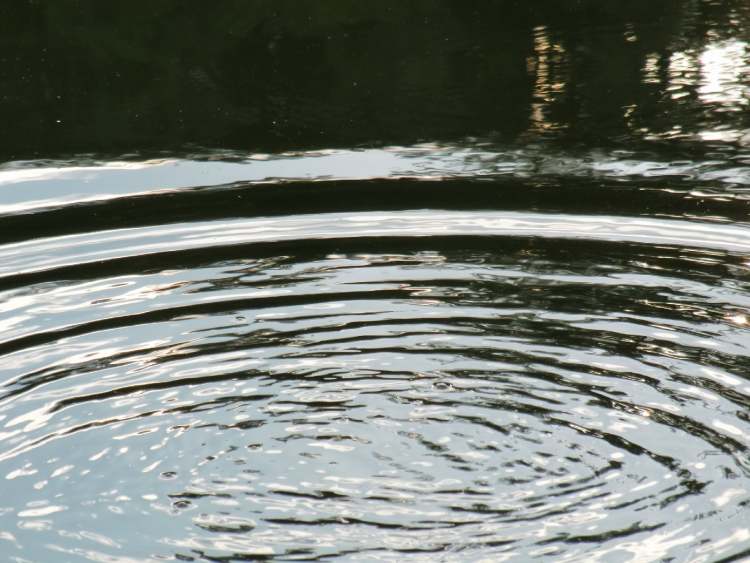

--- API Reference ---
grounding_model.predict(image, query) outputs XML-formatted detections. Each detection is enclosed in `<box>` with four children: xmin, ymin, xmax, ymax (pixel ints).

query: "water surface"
<box><xmin>1</xmin><ymin>2</ymin><xmax>750</xmax><ymax>561</ymax></box>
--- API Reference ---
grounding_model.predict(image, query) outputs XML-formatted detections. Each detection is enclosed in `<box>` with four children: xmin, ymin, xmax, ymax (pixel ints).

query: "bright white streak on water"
<box><xmin>1</xmin><ymin>143</ymin><xmax>749</xmax><ymax>214</ymax></box>
<box><xmin>1</xmin><ymin>210</ymin><xmax>749</xmax><ymax>279</ymax></box>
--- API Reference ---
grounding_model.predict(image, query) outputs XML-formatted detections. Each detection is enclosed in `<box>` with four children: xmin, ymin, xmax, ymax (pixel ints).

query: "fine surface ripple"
<box><xmin>0</xmin><ymin>149</ymin><xmax>749</xmax><ymax>562</ymax></box>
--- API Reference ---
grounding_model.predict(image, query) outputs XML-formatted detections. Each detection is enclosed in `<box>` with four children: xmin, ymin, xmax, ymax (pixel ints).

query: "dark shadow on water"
<box><xmin>6</xmin><ymin>0</ymin><xmax>749</xmax><ymax>160</ymax></box>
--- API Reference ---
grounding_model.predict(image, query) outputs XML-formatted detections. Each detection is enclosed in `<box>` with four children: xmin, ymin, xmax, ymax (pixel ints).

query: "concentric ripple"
<box><xmin>1</xmin><ymin>150</ymin><xmax>750</xmax><ymax>562</ymax></box>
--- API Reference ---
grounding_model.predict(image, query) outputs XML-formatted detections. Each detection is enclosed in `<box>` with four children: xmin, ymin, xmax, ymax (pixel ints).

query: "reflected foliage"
<box><xmin>6</xmin><ymin>0</ymin><xmax>746</xmax><ymax>158</ymax></box>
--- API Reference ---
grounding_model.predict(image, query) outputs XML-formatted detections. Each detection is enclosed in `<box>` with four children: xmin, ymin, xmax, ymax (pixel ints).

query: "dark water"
<box><xmin>2</xmin><ymin>2</ymin><xmax>750</xmax><ymax>561</ymax></box>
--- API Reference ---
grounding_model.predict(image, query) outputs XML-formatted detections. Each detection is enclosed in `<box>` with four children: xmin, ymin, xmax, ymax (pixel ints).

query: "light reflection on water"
<box><xmin>2</xmin><ymin>2</ymin><xmax>750</xmax><ymax>561</ymax></box>
<box><xmin>2</xmin><ymin>141</ymin><xmax>750</xmax><ymax>217</ymax></box>
<box><xmin>0</xmin><ymin>191</ymin><xmax>750</xmax><ymax>560</ymax></box>
<box><xmin>522</xmin><ymin>0</ymin><xmax>750</xmax><ymax>146</ymax></box>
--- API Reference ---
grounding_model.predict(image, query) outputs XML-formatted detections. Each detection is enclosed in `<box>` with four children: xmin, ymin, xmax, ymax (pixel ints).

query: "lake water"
<box><xmin>1</xmin><ymin>2</ymin><xmax>750</xmax><ymax>561</ymax></box>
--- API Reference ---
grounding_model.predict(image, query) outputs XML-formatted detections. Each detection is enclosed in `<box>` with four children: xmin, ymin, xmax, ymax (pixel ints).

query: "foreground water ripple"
<box><xmin>0</xmin><ymin>149</ymin><xmax>749</xmax><ymax>561</ymax></box>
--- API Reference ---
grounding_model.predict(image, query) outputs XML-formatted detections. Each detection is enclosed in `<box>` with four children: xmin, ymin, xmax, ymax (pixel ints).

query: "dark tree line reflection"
<box><xmin>0</xmin><ymin>0</ymin><xmax>747</xmax><ymax>159</ymax></box>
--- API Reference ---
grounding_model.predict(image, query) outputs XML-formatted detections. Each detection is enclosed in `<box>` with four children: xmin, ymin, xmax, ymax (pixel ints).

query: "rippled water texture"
<box><xmin>0</xmin><ymin>144</ymin><xmax>749</xmax><ymax>562</ymax></box>
<box><xmin>3</xmin><ymin>1</ymin><xmax>750</xmax><ymax>561</ymax></box>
